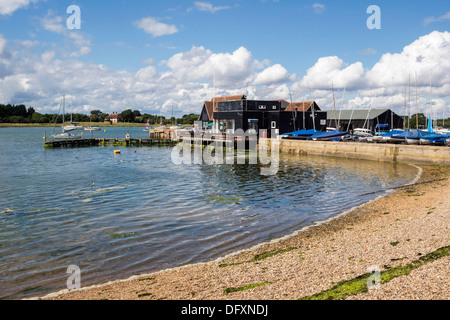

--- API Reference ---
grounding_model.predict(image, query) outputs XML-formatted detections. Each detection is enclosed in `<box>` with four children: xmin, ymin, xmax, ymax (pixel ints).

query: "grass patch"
<box><xmin>299</xmin><ymin>245</ymin><xmax>450</xmax><ymax>300</ymax></box>
<box><xmin>223</xmin><ymin>281</ymin><xmax>271</xmax><ymax>295</ymax></box>
<box><xmin>219</xmin><ymin>248</ymin><xmax>293</xmax><ymax>268</ymax></box>
<box><xmin>204</xmin><ymin>195</ymin><xmax>243</xmax><ymax>204</ymax></box>
<box><xmin>108</xmin><ymin>232</ymin><xmax>139</xmax><ymax>239</ymax></box>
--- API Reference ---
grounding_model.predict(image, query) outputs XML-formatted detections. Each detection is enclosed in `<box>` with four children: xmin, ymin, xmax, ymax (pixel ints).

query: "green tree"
<box><xmin>408</xmin><ymin>113</ymin><xmax>427</xmax><ymax>129</ymax></box>
<box><xmin>31</xmin><ymin>112</ymin><xmax>47</xmax><ymax>123</ymax></box>
<box><xmin>121</xmin><ymin>109</ymin><xmax>134</xmax><ymax>122</ymax></box>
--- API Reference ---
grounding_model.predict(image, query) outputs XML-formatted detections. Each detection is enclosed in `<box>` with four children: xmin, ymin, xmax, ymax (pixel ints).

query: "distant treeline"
<box><xmin>0</xmin><ymin>104</ymin><xmax>199</xmax><ymax>125</ymax></box>
<box><xmin>407</xmin><ymin>113</ymin><xmax>449</xmax><ymax>128</ymax></box>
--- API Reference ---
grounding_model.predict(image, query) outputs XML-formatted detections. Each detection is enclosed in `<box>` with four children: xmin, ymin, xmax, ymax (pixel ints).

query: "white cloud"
<box><xmin>40</xmin><ymin>10</ymin><xmax>92</xmax><ymax>57</ymax></box>
<box><xmin>161</xmin><ymin>46</ymin><xmax>255</xmax><ymax>88</ymax></box>
<box><xmin>0</xmin><ymin>0</ymin><xmax>41</xmax><ymax>16</ymax></box>
<box><xmin>135</xmin><ymin>17</ymin><xmax>178</xmax><ymax>37</ymax></box>
<box><xmin>423</xmin><ymin>12</ymin><xmax>450</xmax><ymax>25</ymax></box>
<box><xmin>0</xmin><ymin>34</ymin><xmax>11</xmax><ymax>59</ymax></box>
<box><xmin>40</xmin><ymin>10</ymin><xmax>65</xmax><ymax>34</ymax></box>
<box><xmin>1</xmin><ymin>31</ymin><xmax>450</xmax><ymax>118</ymax></box>
<box><xmin>70</xmin><ymin>46</ymin><xmax>91</xmax><ymax>57</ymax></box>
<box><xmin>312</xmin><ymin>3</ymin><xmax>326</xmax><ymax>14</ymax></box>
<box><xmin>296</xmin><ymin>56</ymin><xmax>365</xmax><ymax>90</ymax></box>
<box><xmin>253</xmin><ymin>64</ymin><xmax>295</xmax><ymax>86</ymax></box>
<box><xmin>194</xmin><ymin>1</ymin><xmax>231</xmax><ymax>13</ymax></box>
<box><xmin>365</xmin><ymin>31</ymin><xmax>450</xmax><ymax>90</ymax></box>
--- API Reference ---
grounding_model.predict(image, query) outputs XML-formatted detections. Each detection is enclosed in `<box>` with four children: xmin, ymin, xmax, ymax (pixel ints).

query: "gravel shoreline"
<box><xmin>39</xmin><ymin>165</ymin><xmax>449</xmax><ymax>300</ymax></box>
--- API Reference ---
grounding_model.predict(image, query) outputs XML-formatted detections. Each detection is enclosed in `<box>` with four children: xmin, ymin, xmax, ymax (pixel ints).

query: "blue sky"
<box><xmin>0</xmin><ymin>0</ymin><xmax>449</xmax><ymax>118</ymax></box>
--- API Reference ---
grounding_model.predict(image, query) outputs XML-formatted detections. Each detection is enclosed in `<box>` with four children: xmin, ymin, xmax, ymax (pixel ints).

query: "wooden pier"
<box><xmin>44</xmin><ymin>138</ymin><xmax>177</xmax><ymax>148</ymax></box>
<box><xmin>44</xmin><ymin>128</ymin><xmax>258</xmax><ymax>149</ymax></box>
<box><xmin>44</xmin><ymin>136</ymin><xmax>254</xmax><ymax>149</ymax></box>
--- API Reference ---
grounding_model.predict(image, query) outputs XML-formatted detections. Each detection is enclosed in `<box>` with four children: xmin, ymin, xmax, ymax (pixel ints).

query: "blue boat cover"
<box><xmin>309</xmin><ymin>130</ymin><xmax>349</xmax><ymax>140</ymax></box>
<box><xmin>283</xmin><ymin>129</ymin><xmax>321</xmax><ymax>137</ymax></box>
<box><xmin>406</xmin><ymin>130</ymin><xmax>429</xmax><ymax>140</ymax></box>
<box><xmin>421</xmin><ymin>133</ymin><xmax>444</xmax><ymax>141</ymax></box>
<box><xmin>391</xmin><ymin>130</ymin><xmax>415</xmax><ymax>139</ymax></box>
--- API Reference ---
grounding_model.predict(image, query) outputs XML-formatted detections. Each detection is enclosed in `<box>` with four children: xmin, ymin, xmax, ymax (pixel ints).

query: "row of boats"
<box><xmin>282</xmin><ymin>122</ymin><xmax>450</xmax><ymax>146</ymax></box>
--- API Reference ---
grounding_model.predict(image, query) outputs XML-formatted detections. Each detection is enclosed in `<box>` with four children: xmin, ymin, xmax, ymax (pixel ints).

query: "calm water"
<box><xmin>0</xmin><ymin>127</ymin><xmax>419</xmax><ymax>299</ymax></box>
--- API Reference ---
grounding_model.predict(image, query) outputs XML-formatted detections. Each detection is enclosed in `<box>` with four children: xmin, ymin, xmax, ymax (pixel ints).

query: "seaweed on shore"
<box><xmin>299</xmin><ymin>245</ymin><xmax>450</xmax><ymax>300</ymax></box>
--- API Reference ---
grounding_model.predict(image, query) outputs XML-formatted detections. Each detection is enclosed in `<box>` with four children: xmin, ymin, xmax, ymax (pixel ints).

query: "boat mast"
<box><xmin>331</xmin><ymin>82</ymin><xmax>337</xmax><ymax>129</ymax></box>
<box><xmin>302</xmin><ymin>101</ymin><xmax>305</xmax><ymax>130</ymax></box>
<box><xmin>289</xmin><ymin>91</ymin><xmax>296</xmax><ymax>132</ymax></box>
<box><xmin>430</xmin><ymin>78</ymin><xmax>433</xmax><ymax>129</ymax></box>
<box><xmin>415</xmin><ymin>72</ymin><xmax>418</xmax><ymax>130</ymax></box>
<box><xmin>62</xmin><ymin>95</ymin><xmax>65</xmax><ymax>132</ymax></box>
<box><xmin>408</xmin><ymin>74</ymin><xmax>411</xmax><ymax>130</ymax></box>
<box><xmin>338</xmin><ymin>88</ymin><xmax>346</xmax><ymax>129</ymax></box>
<box><xmin>347</xmin><ymin>91</ymin><xmax>359</xmax><ymax>132</ymax></box>
<box><xmin>403</xmin><ymin>83</ymin><xmax>407</xmax><ymax>130</ymax></box>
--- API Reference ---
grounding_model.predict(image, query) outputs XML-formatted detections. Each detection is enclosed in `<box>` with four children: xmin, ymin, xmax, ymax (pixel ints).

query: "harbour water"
<box><xmin>0</xmin><ymin>127</ymin><xmax>419</xmax><ymax>299</ymax></box>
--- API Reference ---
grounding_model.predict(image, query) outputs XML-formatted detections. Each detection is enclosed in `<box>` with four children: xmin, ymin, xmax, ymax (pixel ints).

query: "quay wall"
<box><xmin>260</xmin><ymin>138</ymin><xmax>450</xmax><ymax>166</ymax></box>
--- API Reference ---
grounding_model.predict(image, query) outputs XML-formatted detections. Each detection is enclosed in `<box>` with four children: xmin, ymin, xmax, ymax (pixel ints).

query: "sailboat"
<box><xmin>63</xmin><ymin>100</ymin><xmax>84</xmax><ymax>131</ymax></box>
<box><xmin>282</xmin><ymin>129</ymin><xmax>322</xmax><ymax>139</ymax></box>
<box><xmin>85</xmin><ymin>126</ymin><xmax>101</xmax><ymax>131</ymax></box>
<box><xmin>419</xmin><ymin>80</ymin><xmax>446</xmax><ymax>145</ymax></box>
<box><xmin>420</xmin><ymin>116</ymin><xmax>446</xmax><ymax>145</ymax></box>
<box><xmin>85</xmin><ymin>112</ymin><xmax>101</xmax><ymax>131</ymax></box>
<box><xmin>143</xmin><ymin>120</ymin><xmax>152</xmax><ymax>132</ymax></box>
<box><xmin>309</xmin><ymin>129</ymin><xmax>349</xmax><ymax>141</ymax></box>
<box><xmin>52</xmin><ymin>96</ymin><xmax>84</xmax><ymax>140</ymax></box>
<box><xmin>354</xmin><ymin>100</ymin><xmax>374</xmax><ymax>141</ymax></box>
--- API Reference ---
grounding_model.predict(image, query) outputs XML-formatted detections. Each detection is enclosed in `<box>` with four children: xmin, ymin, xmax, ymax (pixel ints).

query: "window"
<box><xmin>218</xmin><ymin>119</ymin><xmax>235</xmax><ymax>133</ymax></box>
<box><xmin>271</xmin><ymin>121</ymin><xmax>277</xmax><ymax>129</ymax></box>
<box><xmin>258</xmin><ymin>105</ymin><xmax>266</xmax><ymax>110</ymax></box>
<box><xmin>272</xmin><ymin>105</ymin><xmax>277</xmax><ymax>110</ymax></box>
<box><xmin>248</xmin><ymin>119</ymin><xmax>258</xmax><ymax>133</ymax></box>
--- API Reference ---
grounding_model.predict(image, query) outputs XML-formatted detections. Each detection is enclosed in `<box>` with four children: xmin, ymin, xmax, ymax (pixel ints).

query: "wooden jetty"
<box><xmin>44</xmin><ymin>137</ymin><xmax>177</xmax><ymax>148</ymax></box>
<box><xmin>44</xmin><ymin>128</ymin><xmax>257</xmax><ymax>149</ymax></box>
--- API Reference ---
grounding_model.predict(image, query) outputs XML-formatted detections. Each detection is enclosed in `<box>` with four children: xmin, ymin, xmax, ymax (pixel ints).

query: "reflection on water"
<box><xmin>0</xmin><ymin>127</ymin><xmax>419</xmax><ymax>299</ymax></box>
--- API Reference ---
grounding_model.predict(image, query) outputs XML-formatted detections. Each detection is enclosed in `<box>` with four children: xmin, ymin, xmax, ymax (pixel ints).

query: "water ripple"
<box><xmin>0</xmin><ymin>127</ymin><xmax>419</xmax><ymax>299</ymax></box>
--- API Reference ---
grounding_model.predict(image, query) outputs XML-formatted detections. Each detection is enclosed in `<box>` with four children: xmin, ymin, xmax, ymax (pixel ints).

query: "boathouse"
<box><xmin>201</xmin><ymin>95</ymin><xmax>327</xmax><ymax>137</ymax></box>
<box><xmin>326</xmin><ymin>109</ymin><xmax>404</xmax><ymax>132</ymax></box>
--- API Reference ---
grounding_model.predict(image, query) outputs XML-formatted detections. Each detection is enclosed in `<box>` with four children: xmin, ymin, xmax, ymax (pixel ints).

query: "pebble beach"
<box><xmin>39</xmin><ymin>165</ymin><xmax>449</xmax><ymax>300</ymax></box>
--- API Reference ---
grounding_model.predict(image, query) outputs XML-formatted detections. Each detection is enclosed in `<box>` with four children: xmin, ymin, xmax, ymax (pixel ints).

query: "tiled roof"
<box><xmin>284</xmin><ymin>101</ymin><xmax>317</xmax><ymax>112</ymax></box>
<box><xmin>209</xmin><ymin>95</ymin><xmax>246</xmax><ymax>112</ymax></box>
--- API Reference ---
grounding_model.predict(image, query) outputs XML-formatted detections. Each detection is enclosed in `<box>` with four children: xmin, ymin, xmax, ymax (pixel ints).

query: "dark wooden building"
<box><xmin>326</xmin><ymin>109</ymin><xmax>404</xmax><ymax>132</ymax></box>
<box><xmin>199</xmin><ymin>95</ymin><xmax>327</xmax><ymax>137</ymax></box>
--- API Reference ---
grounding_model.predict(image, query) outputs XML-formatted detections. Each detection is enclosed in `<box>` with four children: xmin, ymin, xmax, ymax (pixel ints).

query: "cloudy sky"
<box><xmin>0</xmin><ymin>0</ymin><xmax>449</xmax><ymax>118</ymax></box>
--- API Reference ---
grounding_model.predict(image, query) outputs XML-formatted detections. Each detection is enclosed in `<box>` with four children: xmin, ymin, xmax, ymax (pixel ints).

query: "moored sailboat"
<box><xmin>52</xmin><ymin>96</ymin><xmax>83</xmax><ymax>140</ymax></box>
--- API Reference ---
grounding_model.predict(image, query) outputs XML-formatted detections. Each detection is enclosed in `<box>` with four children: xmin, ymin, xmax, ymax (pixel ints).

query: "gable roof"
<box><xmin>200</xmin><ymin>95</ymin><xmax>247</xmax><ymax>121</ymax></box>
<box><xmin>202</xmin><ymin>100</ymin><xmax>214</xmax><ymax>121</ymax></box>
<box><xmin>284</xmin><ymin>101</ymin><xmax>320</xmax><ymax>112</ymax></box>
<box><xmin>210</xmin><ymin>95</ymin><xmax>246</xmax><ymax>112</ymax></box>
